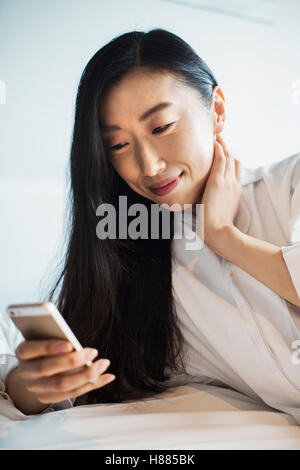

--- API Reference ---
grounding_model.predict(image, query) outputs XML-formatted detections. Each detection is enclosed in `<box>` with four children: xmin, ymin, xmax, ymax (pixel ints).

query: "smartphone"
<box><xmin>5</xmin><ymin>301</ymin><xmax>97</xmax><ymax>377</ymax></box>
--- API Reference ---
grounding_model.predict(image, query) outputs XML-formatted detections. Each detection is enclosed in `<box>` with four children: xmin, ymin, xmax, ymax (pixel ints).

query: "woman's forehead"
<box><xmin>99</xmin><ymin>72</ymin><xmax>199</xmax><ymax>125</ymax></box>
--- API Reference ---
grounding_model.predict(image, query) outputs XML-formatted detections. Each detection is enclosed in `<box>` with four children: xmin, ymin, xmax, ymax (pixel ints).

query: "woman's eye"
<box><xmin>109</xmin><ymin>123</ymin><xmax>174</xmax><ymax>152</ymax></box>
<box><xmin>110</xmin><ymin>143</ymin><xmax>127</xmax><ymax>151</ymax></box>
<box><xmin>152</xmin><ymin>123</ymin><xmax>173</xmax><ymax>135</ymax></box>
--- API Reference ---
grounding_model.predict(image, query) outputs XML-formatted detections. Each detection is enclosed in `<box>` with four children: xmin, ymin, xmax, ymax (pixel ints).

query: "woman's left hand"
<box><xmin>201</xmin><ymin>134</ymin><xmax>243</xmax><ymax>245</ymax></box>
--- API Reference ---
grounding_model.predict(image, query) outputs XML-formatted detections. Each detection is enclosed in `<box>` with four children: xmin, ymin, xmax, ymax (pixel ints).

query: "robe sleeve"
<box><xmin>279</xmin><ymin>153</ymin><xmax>300</xmax><ymax>301</ymax></box>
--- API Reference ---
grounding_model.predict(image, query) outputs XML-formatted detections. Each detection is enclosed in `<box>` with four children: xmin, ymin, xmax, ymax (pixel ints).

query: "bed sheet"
<box><xmin>1</xmin><ymin>382</ymin><xmax>300</xmax><ymax>450</ymax></box>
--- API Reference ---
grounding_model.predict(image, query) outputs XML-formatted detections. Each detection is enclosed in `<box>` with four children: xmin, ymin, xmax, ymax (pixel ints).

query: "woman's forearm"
<box><xmin>5</xmin><ymin>366</ymin><xmax>49</xmax><ymax>415</ymax></box>
<box><xmin>207</xmin><ymin>225</ymin><xmax>300</xmax><ymax>308</ymax></box>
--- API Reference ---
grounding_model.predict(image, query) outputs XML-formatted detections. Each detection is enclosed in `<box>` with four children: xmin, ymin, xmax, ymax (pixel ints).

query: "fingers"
<box><xmin>216</xmin><ymin>134</ymin><xmax>233</xmax><ymax>175</ymax></box>
<box><xmin>216</xmin><ymin>134</ymin><xmax>229</xmax><ymax>157</ymax></box>
<box><xmin>15</xmin><ymin>339</ymin><xmax>116</xmax><ymax>406</ymax></box>
<box><xmin>26</xmin><ymin>358</ymin><xmax>112</xmax><ymax>393</ymax></box>
<box><xmin>235</xmin><ymin>159</ymin><xmax>242</xmax><ymax>183</ymax></box>
<box><xmin>213</xmin><ymin>137</ymin><xmax>226</xmax><ymax>178</ymax></box>
<box><xmin>26</xmin><ymin>361</ymin><xmax>116</xmax><ymax>404</ymax></box>
<box><xmin>216</xmin><ymin>134</ymin><xmax>241</xmax><ymax>181</ymax></box>
<box><xmin>16</xmin><ymin>339</ymin><xmax>73</xmax><ymax>360</ymax></box>
<box><xmin>18</xmin><ymin>347</ymin><xmax>99</xmax><ymax>379</ymax></box>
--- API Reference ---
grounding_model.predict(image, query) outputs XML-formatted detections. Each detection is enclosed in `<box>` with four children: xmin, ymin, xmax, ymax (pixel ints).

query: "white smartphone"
<box><xmin>5</xmin><ymin>301</ymin><xmax>97</xmax><ymax>377</ymax></box>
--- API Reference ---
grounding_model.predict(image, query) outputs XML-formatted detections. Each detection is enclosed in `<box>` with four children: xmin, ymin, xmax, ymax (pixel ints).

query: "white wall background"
<box><xmin>0</xmin><ymin>0</ymin><xmax>299</xmax><ymax>313</ymax></box>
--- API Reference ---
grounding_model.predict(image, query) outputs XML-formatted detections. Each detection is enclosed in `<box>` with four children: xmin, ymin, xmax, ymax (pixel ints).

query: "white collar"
<box><xmin>241</xmin><ymin>164</ymin><xmax>262</xmax><ymax>186</ymax></box>
<box><xmin>234</xmin><ymin>164</ymin><xmax>263</xmax><ymax>233</ymax></box>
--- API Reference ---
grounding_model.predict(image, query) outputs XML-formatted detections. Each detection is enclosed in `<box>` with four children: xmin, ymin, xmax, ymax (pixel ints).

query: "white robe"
<box><xmin>1</xmin><ymin>152</ymin><xmax>300</xmax><ymax>421</ymax></box>
<box><xmin>170</xmin><ymin>151</ymin><xmax>300</xmax><ymax>424</ymax></box>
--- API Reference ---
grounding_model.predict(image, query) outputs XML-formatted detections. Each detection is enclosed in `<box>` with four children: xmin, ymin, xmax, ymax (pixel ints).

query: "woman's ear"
<box><xmin>211</xmin><ymin>86</ymin><xmax>226</xmax><ymax>136</ymax></box>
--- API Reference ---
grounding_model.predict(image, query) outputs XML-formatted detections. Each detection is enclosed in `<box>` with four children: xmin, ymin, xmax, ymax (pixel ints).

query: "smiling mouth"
<box><xmin>149</xmin><ymin>171</ymin><xmax>184</xmax><ymax>196</ymax></box>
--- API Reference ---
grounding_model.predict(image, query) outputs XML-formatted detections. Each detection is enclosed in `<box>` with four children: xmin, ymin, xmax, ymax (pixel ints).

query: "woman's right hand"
<box><xmin>15</xmin><ymin>339</ymin><xmax>115</xmax><ymax>405</ymax></box>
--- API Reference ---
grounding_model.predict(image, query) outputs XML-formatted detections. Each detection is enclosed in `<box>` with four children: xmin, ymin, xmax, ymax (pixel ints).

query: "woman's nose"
<box><xmin>138</xmin><ymin>147</ymin><xmax>166</xmax><ymax>177</ymax></box>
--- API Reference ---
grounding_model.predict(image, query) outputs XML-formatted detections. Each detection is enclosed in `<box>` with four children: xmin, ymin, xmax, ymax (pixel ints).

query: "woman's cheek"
<box><xmin>115</xmin><ymin>158</ymin><xmax>140</xmax><ymax>187</ymax></box>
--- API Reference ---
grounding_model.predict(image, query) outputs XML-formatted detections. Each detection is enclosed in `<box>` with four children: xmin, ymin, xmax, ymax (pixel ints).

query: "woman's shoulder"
<box><xmin>241</xmin><ymin>151</ymin><xmax>300</xmax><ymax>244</ymax></box>
<box><xmin>241</xmin><ymin>151</ymin><xmax>300</xmax><ymax>188</ymax></box>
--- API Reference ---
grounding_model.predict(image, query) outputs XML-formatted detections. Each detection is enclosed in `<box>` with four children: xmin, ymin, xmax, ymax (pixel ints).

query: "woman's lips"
<box><xmin>149</xmin><ymin>171</ymin><xmax>183</xmax><ymax>196</ymax></box>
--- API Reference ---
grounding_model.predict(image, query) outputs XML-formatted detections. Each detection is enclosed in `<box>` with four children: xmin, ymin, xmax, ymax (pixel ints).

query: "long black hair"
<box><xmin>47</xmin><ymin>28</ymin><xmax>218</xmax><ymax>404</ymax></box>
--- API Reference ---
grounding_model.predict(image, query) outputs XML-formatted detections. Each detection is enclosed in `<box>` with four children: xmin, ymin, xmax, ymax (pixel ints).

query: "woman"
<box><xmin>4</xmin><ymin>28</ymin><xmax>300</xmax><ymax>420</ymax></box>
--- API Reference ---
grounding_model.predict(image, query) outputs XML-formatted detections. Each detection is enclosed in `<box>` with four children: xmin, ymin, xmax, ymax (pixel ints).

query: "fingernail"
<box><xmin>83</xmin><ymin>348</ymin><xmax>98</xmax><ymax>361</ymax></box>
<box><xmin>103</xmin><ymin>374</ymin><xmax>115</xmax><ymax>384</ymax></box>
<box><xmin>95</xmin><ymin>359</ymin><xmax>110</xmax><ymax>374</ymax></box>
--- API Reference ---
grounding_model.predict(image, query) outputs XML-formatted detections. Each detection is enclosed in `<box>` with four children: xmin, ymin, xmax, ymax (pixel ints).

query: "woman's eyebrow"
<box><xmin>100</xmin><ymin>101</ymin><xmax>173</xmax><ymax>132</ymax></box>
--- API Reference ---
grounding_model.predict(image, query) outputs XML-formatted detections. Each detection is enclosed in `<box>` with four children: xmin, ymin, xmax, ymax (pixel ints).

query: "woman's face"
<box><xmin>99</xmin><ymin>68</ymin><xmax>225</xmax><ymax>212</ymax></box>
